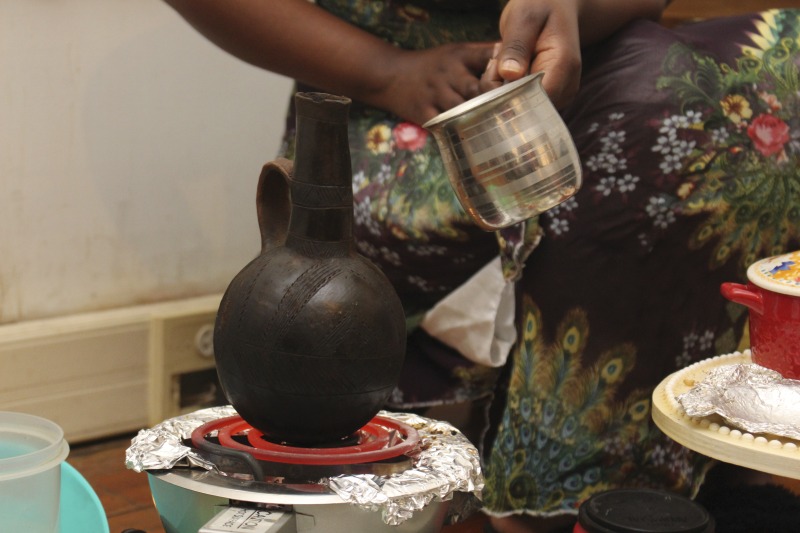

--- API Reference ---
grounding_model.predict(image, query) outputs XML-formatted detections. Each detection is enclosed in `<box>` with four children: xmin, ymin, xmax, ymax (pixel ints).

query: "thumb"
<box><xmin>496</xmin><ymin>39</ymin><xmax>532</xmax><ymax>81</ymax></box>
<box><xmin>495</xmin><ymin>12</ymin><xmax>545</xmax><ymax>82</ymax></box>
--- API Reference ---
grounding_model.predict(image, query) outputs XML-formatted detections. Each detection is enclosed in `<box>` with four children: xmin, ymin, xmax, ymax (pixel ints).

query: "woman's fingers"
<box><xmin>495</xmin><ymin>6</ymin><xmax>546</xmax><ymax>82</ymax></box>
<box><xmin>493</xmin><ymin>1</ymin><xmax>582</xmax><ymax>108</ymax></box>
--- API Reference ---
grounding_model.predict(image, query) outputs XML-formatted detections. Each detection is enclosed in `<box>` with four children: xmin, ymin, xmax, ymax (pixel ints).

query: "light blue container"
<box><xmin>0</xmin><ymin>412</ymin><xmax>70</xmax><ymax>533</ymax></box>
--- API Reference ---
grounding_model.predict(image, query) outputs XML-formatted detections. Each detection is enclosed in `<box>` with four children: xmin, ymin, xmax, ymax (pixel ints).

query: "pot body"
<box><xmin>721</xmin><ymin>282</ymin><xmax>800</xmax><ymax>379</ymax></box>
<box><xmin>214</xmin><ymin>93</ymin><xmax>406</xmax><ymax>444</ymax></box>
<box><xmin>721</xmin><ymin>250</ymin><xmax>800</xmax><ymax>380</ymax></box>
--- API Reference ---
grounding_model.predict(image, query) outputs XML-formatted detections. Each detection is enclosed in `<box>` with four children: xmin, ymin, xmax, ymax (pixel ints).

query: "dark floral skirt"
<box><xmin>278</xmin><ymin>9</ymin><xmax>800</xmax><ymax>517</ymax></box>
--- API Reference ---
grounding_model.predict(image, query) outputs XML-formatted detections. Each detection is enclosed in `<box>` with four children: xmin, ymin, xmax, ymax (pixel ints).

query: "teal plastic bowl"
<box><xmin>60</xmin><ymin>462</ymin><xmax>109</xmax><ymax>533</ymax></box>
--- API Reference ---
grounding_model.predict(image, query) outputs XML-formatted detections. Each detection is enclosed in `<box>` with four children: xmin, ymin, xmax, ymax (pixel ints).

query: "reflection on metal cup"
<box><xmin>424</xmin><ymin>73</ymin><xmax>582</xmax><ymax>231</ymax></box>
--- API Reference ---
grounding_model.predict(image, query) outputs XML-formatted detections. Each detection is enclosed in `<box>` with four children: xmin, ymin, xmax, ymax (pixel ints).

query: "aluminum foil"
<box><xmin>324</xmin><ymin>411</ymin><xmax>483</xmax><ymax>525</ymax></box>
<box><xmin>125</xmin><ymin>407</ymin><xmax>484</xmax><ymax>526</ymax></box>
<box><xmin>126</xmin><ymin>405</ymin><xmax>238</xmax><ymax>473</ymax></box>
<box><xmin>677</xmin><ymin>363</ymin><xmax>800</xmax><ymax>440</ymax></box>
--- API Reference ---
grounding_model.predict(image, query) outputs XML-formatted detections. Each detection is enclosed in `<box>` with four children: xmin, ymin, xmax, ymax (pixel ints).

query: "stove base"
<box><xmin>148</xmin><ymin>471</ymin><xmax>451</xmax><ymax>533</ymax></box>
<box><xmin>200</xmin><ymin>507</ymin><xmax>295</xmax><ymax>532</ymax></box>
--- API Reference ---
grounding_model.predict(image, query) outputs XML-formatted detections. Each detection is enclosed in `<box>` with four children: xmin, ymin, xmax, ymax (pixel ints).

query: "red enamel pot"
<box><xmin>721</xmin><ymin>250</ymin><xmax>800</xmax><ymax>380</ymax></box>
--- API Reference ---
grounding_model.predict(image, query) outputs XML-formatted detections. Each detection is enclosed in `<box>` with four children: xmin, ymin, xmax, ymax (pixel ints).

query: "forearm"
<box><xmin>163</xmin><ymin>0</ymin><xmax>400</xmax><ymax>108</ymax></box>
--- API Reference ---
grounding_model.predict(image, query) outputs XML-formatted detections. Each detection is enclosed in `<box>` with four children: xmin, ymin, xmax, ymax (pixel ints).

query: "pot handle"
<box><xmin>256</xmin><ymin>158</ymin><xmax>293</xmax><ymax>253</ymax></box>
<box><xmin>720</xmin><ymin>282</ymin><xmax>765</xmax><ymax>315</ymax></box>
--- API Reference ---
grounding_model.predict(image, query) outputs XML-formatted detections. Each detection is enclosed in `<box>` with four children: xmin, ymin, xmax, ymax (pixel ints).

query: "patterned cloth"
<box><xmin>278</xmin><ymin>4</ymin><xmax>800</xmax><ymax>518</ymax></box>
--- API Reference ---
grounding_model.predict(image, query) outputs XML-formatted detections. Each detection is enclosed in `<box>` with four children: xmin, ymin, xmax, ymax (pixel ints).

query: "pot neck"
<box><xmin>287</xmin><ymin>93</ymin><xmax>354</xmax><ymax>252</ymax></box>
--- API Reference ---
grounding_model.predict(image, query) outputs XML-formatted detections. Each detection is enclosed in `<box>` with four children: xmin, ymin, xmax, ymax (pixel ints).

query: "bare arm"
<box><xmin>164</xmin><ymin>0</ymin><xmax>668</xmax><ymax>118</ymax></box>
<box><xmin>163</xmin><ymin>0</ymin><xmax>493</xmax><ymax>125</ymax></box>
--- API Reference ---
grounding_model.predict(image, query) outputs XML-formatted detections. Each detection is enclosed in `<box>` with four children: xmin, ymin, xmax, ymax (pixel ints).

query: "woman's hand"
<box><xmin>481</xmin><ymin>0</ymin><xmax>582</xmax><ymax>109</ymax></box>
<box><xmin>481</xmin><ymin>0</ymin><xmax>668</xmax><ymax>109</ymax></box>
<box><xmin>163</xmin><ymin>0</ymin><xmax>494</xmax><ymax>126</ymax></box>
<box><xmin>377</xmin><ymin>42</ymin><xmax>495</xmax><ymax>126</ymax></box>
<box><xmin>164</xmin><ymin>0</ymin><xmax>666</xmax><ymax>118</ymax></box>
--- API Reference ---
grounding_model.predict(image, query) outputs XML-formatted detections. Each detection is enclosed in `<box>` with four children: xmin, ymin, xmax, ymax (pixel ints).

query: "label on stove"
<box><xmin>200</xmin><ymin>506</ymin><xmax>295</xmax><ymax>532</ymax></box>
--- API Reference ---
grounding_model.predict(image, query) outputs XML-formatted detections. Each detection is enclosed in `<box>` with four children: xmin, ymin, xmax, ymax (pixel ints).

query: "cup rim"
<box><xmin>422</xmin><ymin>72</ymin><xmax>545</xmax><ymax>129</ymax></box>
<box><xmin>0</xmin><ymin>411</ymin><xmax>69</xmax><ymax>480</ymax></box>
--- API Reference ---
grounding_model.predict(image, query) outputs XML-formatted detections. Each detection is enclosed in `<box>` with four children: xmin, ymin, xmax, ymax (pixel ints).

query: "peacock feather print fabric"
<box><xmin>482</xmin><ymin>9</ymin><xmax>800</xmax><ymax>516</ymax></box>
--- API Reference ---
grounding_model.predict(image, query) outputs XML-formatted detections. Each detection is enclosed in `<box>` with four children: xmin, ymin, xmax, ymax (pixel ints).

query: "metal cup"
<box><xmin>424</xmin><ymin>72</ymin><xmax>582</xmax><ymax>231</ymax></box>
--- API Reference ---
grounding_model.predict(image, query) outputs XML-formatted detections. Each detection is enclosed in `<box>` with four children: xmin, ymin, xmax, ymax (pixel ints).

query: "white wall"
<box><xmin>0</xmin><ymin>1</ymin><xmax>293</xmax><ymax>323</ymax></box>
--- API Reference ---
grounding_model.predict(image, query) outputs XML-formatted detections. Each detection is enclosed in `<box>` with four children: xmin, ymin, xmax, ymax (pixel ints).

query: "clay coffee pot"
<box><xmin>213</xmin><ymin>93</ymin><xmax>406</xmax><ymax>445</ymax></box>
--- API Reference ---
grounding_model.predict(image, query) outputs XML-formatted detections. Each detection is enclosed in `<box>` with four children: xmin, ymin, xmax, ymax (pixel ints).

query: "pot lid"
<box><xmin>577</xmin><ymin>488</ymin><xmax>713</xmax><ymax>533</ymax></box>
<box><xmin>747</xmin><ymin>250</ymin><xmax>800</xmax><ymax>296</ymax></box>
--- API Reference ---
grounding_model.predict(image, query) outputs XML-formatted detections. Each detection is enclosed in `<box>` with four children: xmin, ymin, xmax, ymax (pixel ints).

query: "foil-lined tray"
<box><xmin>126</xmin><ymin>407</ymin><xmax>483</xmax><ymax>526</ymax></box>
<box><xmin>676</xmin><ymin>356</ymin><xmax>800</xmax><ymax>441</ymax></box>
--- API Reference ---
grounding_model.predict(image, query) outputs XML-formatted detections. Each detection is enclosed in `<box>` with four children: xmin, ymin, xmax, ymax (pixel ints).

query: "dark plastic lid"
<box><xmin>577</xmin><ymin>489</ymin><xmax>715</xmax><ymax>533</ymax></box>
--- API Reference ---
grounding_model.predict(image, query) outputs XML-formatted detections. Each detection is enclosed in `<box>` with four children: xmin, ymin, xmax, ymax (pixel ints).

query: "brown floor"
<box><xmin>68</xmin><ymin>434</ymin><xmax>489</xmax><ymax>533</ymax></box>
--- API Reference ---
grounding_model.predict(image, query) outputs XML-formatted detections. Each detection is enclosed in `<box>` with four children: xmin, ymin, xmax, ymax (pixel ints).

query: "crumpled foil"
<box><xmin>324</xmin><ymin>411</ymin><xmax>483</xmax><ymax>525</ymax></box>
<box><xmin>677</xmin><ymin>363</ymin><xmax>800</xmax><ymax>440</ymax></box>
<box><xmin>126</xmin><ymin>405</ymin><xmax>238</xmax><ymax>472</ymax></box>
<box><xmin>125</xmin><ymin>407</ymin><xmax>483</xmax><ymax>526</ymax></box>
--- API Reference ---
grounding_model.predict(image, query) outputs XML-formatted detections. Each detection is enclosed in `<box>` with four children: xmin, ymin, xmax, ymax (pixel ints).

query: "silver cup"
<box><xmin>424</xmin><ymin>73</ymin><xmax>582</xmax><ymax>231</ymax></box>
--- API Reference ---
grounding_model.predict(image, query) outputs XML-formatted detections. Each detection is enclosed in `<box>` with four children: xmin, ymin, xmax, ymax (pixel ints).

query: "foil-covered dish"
<box><xmin>677</xmin><ymin>363</ymin><xmax>800</xmax><ymax>440</ymax></box>
<box><xmin>126</xmin><ymin>406</ymin><xmax>483</xmax><ymax>525</ymax></box>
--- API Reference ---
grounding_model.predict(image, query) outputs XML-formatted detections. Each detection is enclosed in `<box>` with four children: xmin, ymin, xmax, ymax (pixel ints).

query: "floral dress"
<box><xmin>279</xmin><ymin>3</ymin><xmax>800</xmax><ymax>519</ymax></box>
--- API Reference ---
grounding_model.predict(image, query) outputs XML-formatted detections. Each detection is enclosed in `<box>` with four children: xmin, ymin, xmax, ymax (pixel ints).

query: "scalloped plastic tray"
<box><xmin>652</xmin><ymin>350</ymin><xmax>800</xmax><ymax>479</ymax></box>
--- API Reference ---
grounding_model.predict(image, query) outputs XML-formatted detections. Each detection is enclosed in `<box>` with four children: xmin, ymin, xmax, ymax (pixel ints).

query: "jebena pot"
<box><xmin>213</xmin><ymin>92</ymin><xmax>407</xmax><ymax>445</ymax></box>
